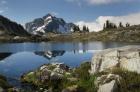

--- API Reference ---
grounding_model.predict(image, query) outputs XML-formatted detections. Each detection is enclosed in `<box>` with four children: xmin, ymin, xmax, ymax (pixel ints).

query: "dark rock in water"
<box><xmin>0</xmin><ymin>53</ymin><xmax>12</xmax><ymax>60</ymax></box>
<box><xmin>0</xmin><ymin>15</ymin><xmax>29</xmax><ymax>36</ymax></box>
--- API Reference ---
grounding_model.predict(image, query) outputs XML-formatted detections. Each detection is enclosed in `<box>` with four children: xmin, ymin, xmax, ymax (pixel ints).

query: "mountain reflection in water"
<box><xmin>35</xmin><ymin>50</ymin><xmax>65</xmax><ymax>60</ymax></box>
<box><xmin>0</xmin><ymin>41</ymin><xmax>139</xmax><ymax>86</ymax></box>
<box><xmin>0</xmin><ymin>50</ymin><xmax>94</xmax><ymax>79</ymax></box>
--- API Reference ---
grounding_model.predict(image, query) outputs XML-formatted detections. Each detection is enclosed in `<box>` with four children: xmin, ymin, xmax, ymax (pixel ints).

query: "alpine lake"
<box><xmin>0</xmin><ymin>41</ymin><xmax>139</xmax><ymax>87</ymax></box>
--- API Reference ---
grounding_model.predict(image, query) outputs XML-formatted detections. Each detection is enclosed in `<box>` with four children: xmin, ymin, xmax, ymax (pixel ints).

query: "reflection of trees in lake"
<box><xmin>0</xmin><ymin>53</ymin><xmax>12</xmax><ymax>61</ymax></box>
<box><xmin>73</xmin><ymin>41</ymin><xmax>88</xmax><ymax>53</ymax></box>
<box><xmin>35</xmin><ymin>50</ymin><xmax>65</xmax><ymax>60</ymax></box>
<box><xmin>81</xmin><ymin>41</ymin><xmax>88</xmax><ymax>53</ymax></box>
<box><xmin>102</xmin><ymin>42</ymin><xmax>122</xmax><ymax>49</ymax></box>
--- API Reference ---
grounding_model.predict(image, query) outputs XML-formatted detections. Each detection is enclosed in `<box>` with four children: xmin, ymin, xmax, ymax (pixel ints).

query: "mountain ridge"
<box><xmin>25</xmin><ymin>14</ymin><xmax>76</xmax><ymax>35</ymax></box>
<box><xmin>0</xmin><ymin>15</ymin><xmax>29</xmax><ymax>36</ymax></box>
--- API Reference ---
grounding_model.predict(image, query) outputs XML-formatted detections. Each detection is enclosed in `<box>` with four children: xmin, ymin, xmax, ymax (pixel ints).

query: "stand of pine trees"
<box><xmin>73</xmin><ymin>25</ymin><xmax>80</xmax><ymax>32</ymax></box>
<box><xmin>103</xmin><ymin>20</ymin><xmax>130</xmax><ymax>30</ymax></box>
<box><xmin>73</xmin><ymin>25</ymin><xmax>89</xmax><ymax>33</ymax></box>
<box><xmin>82</xmin><ymin>25</ymin><xmax>89</xmax><ymax>33</ymax></box>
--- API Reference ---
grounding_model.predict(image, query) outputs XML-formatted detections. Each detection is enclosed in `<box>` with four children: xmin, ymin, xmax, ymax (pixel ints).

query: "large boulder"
<box><xmin>95</xmin><ymin>74</ymin><xmax>121</xmax><ymax>92</ymax></box>
<box><xmin>90</xmin><ymin>46</ymin><xmax>140</xmax><ymax>74</ymax></box>
<box><xmin>98</xmin><ymin>80</ymin><xmax>118</xmax><ymax>92</ymax></box>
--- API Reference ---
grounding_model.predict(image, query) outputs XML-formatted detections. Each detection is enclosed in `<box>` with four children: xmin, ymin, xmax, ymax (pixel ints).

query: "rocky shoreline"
<box><xmin>22</xmin><ymin>45</ymin><xmax>140</xmax><ymax>92</ymax></box>
<box><xmin>1</xmin><ymin>26</ymin><xmax>140</xmax><ymax>43</ymax></box>
<box><xmin>1</xmin><ymin>46</ymin><xmax>140</xmax><ymax>92</ymax></box>
<box><xmin>20</xmin><ymin>62</ymin><xmax>92</xmax><ymax>92</ymax></box>
<box><xmin>0</xmin><ymin>35</ymin><xmax>50</xmax><ymax>43</ymax></box>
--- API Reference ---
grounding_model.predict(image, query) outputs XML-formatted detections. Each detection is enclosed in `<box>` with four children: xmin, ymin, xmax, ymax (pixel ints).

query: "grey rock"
<box><xmin>98</xmin><ymin>80</ymin><xmax>118</xmax><ymax>92</ymax></box>
<box><xmin>50</xmin><ymin>72</ymin><xmax>63</xmax><ymax>80</ymax></box>
<box><xmin>90</xmin><ymin>46</ymin><xmax>140</xmax><ymax>74</ymax></box>
<box><xmin>95</xmin><ymin>74</ymin><xmax>120</xmax><ymax>92</ymax></box>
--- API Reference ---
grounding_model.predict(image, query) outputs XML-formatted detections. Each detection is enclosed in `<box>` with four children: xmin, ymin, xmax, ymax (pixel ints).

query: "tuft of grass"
<box><xmin>0</xmin><ymin>75</ymin><xmax>12</xmax><ymax>89</ymax></box>
<box><xmin>109</xmin><ymin>68</ymin><xmax>140</xmax><ymax>92</ymax></box>
<box><xmin>74</xmin><ymin>62</ymin><xmax>91</xmax><ymax>80</ymax></box>
<box><xmin>73</xmin><ymin>62</ymin><xmax>97</xmax><ymax>92</ymax></box>
<box><xmin>77</xmin><ymin>75</ymin><xmax>96</xmax><ymax>92</ymax></box>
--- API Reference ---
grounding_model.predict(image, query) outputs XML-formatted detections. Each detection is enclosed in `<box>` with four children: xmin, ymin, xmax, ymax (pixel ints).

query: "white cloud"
<box><xmin>87</xmin><ymin>0</ymin><xmax>118</xmax><ymax>5</ymax></box>
<box><xmin>86</xmin><ymin>0</ymin><xmax>134</xmax><ymax>5</ymax></box>
<box><xmin>65</xmin><ymin>0</ymin><xmax>138</xmax><ymax>5</ymax></box>
<box><xmin>0</xmin><ymin>0</ymin><xmax>7</xmax><ymax>5</ymax></box>
<box><xmin>76</xmin><ymin>21</ymin><xmax>102</xmax><ymax>32</ymax></box>
<box><xmin>65</xmin><ymin>0</ymin><xmax>82</xmax><ymax>6</ymax></box>
<box><xmin>76</xmin><ymin>12</ymin><xmax>140</xmax><ymax>32</ymax></box>
<box><xmin>0</xmin><ymin>10</ymin><xmax>4</xmax><ymax>13</ymax></box>
<box><xmin>0</xmin><ymin>0</ymin><xmax>7</xmax><ymax>13</ymax></box>
<box><xmin>50</xmin><ymin>12</ymin><xmax>59</xmax><ymax>16</ymax></box>
<box><xmin>1</xmin><ymin>0</ymin><xmax>7</xmax><ymax>4</ymax></box>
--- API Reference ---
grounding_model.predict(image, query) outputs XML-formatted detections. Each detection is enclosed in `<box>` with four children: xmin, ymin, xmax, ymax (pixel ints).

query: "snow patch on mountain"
<box><xmin>25</xmin><ymin>14</ymin><xmax>75</xmax><ymax>35</ymax></box>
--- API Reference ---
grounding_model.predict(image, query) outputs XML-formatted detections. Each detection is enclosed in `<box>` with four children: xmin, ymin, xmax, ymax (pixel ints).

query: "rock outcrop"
<box><xmin>21</xmin><ymin>63</ymin><xmax>71</xmax><ymax>83</ymax></box>
<box><xmin>21</xmin><ymin>63</ymin><xmax>78</xmax><ymax>92</ymax></box>
<box><xmin>90</xmin><ymin>46</ymin><xmax>140</xmax><ymax>74</ymax></box>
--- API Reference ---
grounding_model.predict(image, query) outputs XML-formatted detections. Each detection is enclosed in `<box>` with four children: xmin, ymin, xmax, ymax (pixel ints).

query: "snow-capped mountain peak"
<box><xmin>43</xmin><ymin>13</ymin><xmax>54</xmax><ymax>19</ymax></box>
<box><xmin>25</xmin><ymin>13</ymin><xmax>76</xmax><ymax>35</ymax></box>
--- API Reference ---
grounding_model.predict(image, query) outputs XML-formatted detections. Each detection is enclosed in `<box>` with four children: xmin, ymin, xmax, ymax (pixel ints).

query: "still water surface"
<box><xmin>0</xmin><ymin>41</ymin><xmax>139</xmax><ymax>85</ymax></box>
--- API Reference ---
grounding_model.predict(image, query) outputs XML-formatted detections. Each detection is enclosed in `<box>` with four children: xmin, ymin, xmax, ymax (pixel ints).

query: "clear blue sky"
<box><xmin>1</xmin><ymin>0</ymin><xmax>140</xmax><ymax>25</ymax></box>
